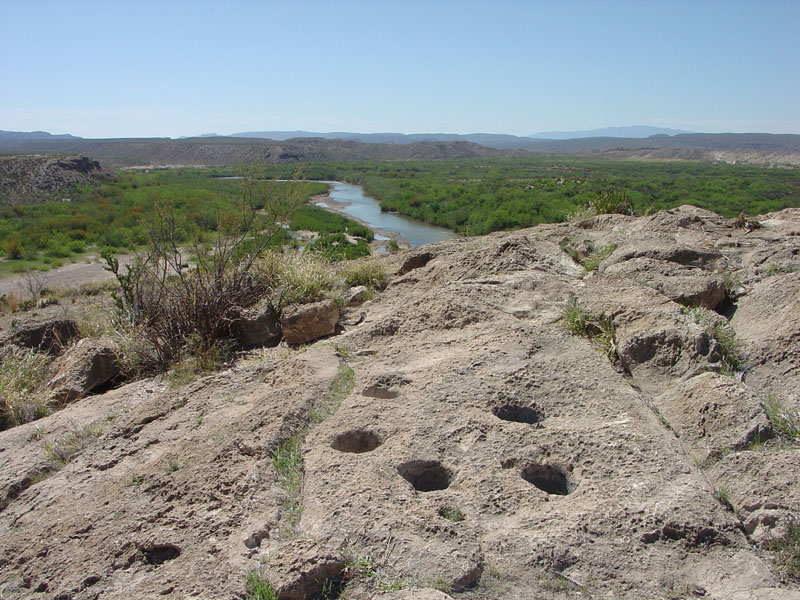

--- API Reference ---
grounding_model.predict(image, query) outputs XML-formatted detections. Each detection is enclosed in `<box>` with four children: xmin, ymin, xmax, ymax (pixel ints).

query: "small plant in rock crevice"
<box><xmin>713</xmin><ymin>485</ymin><xmax>735</xmax><ymax>512</ymax></box>
<box><xmin>762</xmin><ymin>396</ymin><xmax>800</xmax><ymax>441</ymax></box>
<box><xmin>561</xmin><ymin>297</ymin><xmax>619</xmax><ymax>363</ymax></box>
<box><xmin>246</xmin><ymin>571</ymin><xmax>279</xmax><ymax>600</ymax></box>
<box><xmin>271</xmin><ymin>360</ymin><xmax>355</xmax><ymax>537</ymax></box>
<box><xmin>438</xmin><ymin>505</ymin><xmax>466</xmax><ymax>522</ymax></box>
<box><xmin>767</xmin><ymin>517</ymin><xmax>800</xmax><ymax>582</ymax></box>
<box><xmin>681</xmin><ymin>305</ymin><xmax>742</xmax><ymax>375</ymax></box>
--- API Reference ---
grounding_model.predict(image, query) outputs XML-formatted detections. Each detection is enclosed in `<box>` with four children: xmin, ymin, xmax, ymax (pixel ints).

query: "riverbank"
<box><xmin>312</xmin><ymin>194</ymin><xmax>411</xmax><ymax>254</ymax></box>
<box><xmin>313</xmin><ymin>181</ymin><xmax>458</xmax><ymax>250</ymax></box>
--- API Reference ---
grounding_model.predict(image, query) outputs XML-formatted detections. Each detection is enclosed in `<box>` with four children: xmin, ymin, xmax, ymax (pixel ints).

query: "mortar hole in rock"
<box><xmin>362</xmin><ymin>384</ymin><xmax>399</xmax><ymax>399</ymax></box>
<box><xmin>331</xmin><ymin>430</ymin><xmax>383</xmax><ymax>454</ymax></box>
<box><xmin>492</xmin><ymin>403</ymin><xmax>544</xmax><ymax>425</ymax></box>
<box><xmin>521</xmin><ymin>463</ymin><xmax>576</xmax><ymax>495</ymax></box>
<box><xmin>398</xmin><ymin>460</ymin><xmax>452</xmax><ymax>492</ymax></box>
<box><xmin>143</xmin><ymin>543</ymin><xmax>181</xmax><ymax>565</ymax></box>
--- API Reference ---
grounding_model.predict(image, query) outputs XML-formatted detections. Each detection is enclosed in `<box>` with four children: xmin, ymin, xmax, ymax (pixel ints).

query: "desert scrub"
<box><xmin>264</xmin><ymin>250</ymin><xmax>339</xmax><ymax>309</ymax></box>
<box><xmin>682</xmin><ymin>306</ymin><xmax>742</xmax><ymax>374</ymax></box>
<box><xmin>567</xmin><ymin>191</ymin><xmax>633</xmax><ymax>221</ymax></box>
<box><xmin>0</xmin><ymin>348</ymin><xmax>52</xmax><ymax>430</ymax></box>
<box><xmin>41</xmin><ymin>422</ymin><xmax>103</xmax><ymax>467</ymax></box>
<box><xmin>339</xmin><ymin>257</ymin><xmax>389</xmax><ymax>290</ymax></box>
<box><xmin>561</xmin><ymin>297</ymin><xmax>619</xmax><ymax>362</ymax></box>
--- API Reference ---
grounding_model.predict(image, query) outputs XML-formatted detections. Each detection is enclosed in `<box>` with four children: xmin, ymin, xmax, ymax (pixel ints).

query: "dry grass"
<box><xmin>0</xmin><ymin>348</ymin><xmax>53</xmax><ymax>430</ymax></box>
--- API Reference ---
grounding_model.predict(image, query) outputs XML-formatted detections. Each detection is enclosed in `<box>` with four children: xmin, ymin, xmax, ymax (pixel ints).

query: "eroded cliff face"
<box><xmin>1</xmin><ymin>206</ymin><xmax>799</xmax><ymax>599</ymax></box>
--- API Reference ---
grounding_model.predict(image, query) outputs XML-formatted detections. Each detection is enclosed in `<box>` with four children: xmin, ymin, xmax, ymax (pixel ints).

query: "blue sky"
<box><xmin>1</xmin><ymin>0</ymin><xmax>798</xmax><ymax>138</ymax></box>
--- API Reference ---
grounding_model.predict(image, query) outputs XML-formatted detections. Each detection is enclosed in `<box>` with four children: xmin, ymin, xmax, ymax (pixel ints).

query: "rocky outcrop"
<box><xmin>0</xmin><ymin>206</ymin><xmax>799</xmax><ymax>599</ymax></box>
<box><xmin>280</xmin><ymin>299</ymin><xmax>339</xmax><ymax>344</ymax></box>
<box><xmin>1</xmin><ymin>317</ymin><xmax>79</xmax><ymax>354</ymax></box>
<box><xmin>0</xmin><ymin>154</ymin><xmax>109</xmax><ymax>205</ymax></box>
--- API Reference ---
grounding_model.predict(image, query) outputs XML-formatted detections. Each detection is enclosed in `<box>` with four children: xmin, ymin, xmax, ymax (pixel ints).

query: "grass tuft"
<box><xmin>42</xmin><ymin>422</ymin><xmax>103</xmax><ymax>467</ymax></box>
<box><xmin>0</xmin><ymin>348</ymin><xmax>52</xmax><ymax>430</ymax></box>
<box><xmin>762</xmin><ymin>396</ymin><xmax>800</xmax><ymax>440</ymax></box>
<box><xmin>561</xmin><ymin>297</ymin><xmax>619</xmax><ymax>362</ymax></box>
<box><xmin>246</xmin><ymin>571</ymin><xmax>279</xmax><ymax>600</ymax></box>
<box><xmin>682</xmin><ymin>305</ymin><xmax>742</xmax><ymax>374</ymax></box>
<box><xmin>768</xmin><ymin>518</ymin><xmax>800</xmax><ymax>582</ymax></box>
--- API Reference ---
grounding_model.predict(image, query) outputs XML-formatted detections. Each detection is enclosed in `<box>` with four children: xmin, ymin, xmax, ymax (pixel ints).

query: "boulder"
<box><xmin>280</xmin><ymin>300</ymin><xmax>339</xmax><ymax>345</ymax></box>
<box><xmin>263</xmin><ymin>539</ymin><xmax>345</xmax><ymax>600</ymax></box>
<box><xmin>46</xmin><ymin>337</ymin><xmax>121</xmax><ymax>403</ymax></box>
<box><xmin>2</xmin><ymin>318</ymin><xmax>79</xmax><ymax>354</ymax></box>
<box><xmin>233</xmin><ymin>302</ymin><xmax>281</xmax><ymax>348</ymax></box>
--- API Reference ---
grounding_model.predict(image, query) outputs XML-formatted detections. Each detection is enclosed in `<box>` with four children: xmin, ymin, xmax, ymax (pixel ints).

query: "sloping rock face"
<box><xmin>0</xmin><ymin>206</ymin><xmax>798</xmax><ymax>599</ymax></box>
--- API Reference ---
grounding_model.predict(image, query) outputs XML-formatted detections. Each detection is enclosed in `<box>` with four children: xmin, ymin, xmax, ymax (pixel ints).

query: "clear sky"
<box><xmin>1</xmin><ymin>0</ymin><xmax>798</xmax><ymax>138</ymax></box>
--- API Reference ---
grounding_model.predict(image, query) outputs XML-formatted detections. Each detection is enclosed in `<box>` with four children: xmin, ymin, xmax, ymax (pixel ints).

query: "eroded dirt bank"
<box><xmin>1</xmin><ymin>206</ymin><xmax>799</xmax><ymax>599</ymax></box>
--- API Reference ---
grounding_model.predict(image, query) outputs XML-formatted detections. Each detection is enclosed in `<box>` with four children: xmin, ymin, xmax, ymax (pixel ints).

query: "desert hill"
<box><xmin>0</xmin><ymin>154</ymin><xmax>110</xmax><ymax>206</ymax></box>
<box><xmin>0</xmin><ymin>205</ymin><xmax>798</xmax><ymax>598</ymax></box>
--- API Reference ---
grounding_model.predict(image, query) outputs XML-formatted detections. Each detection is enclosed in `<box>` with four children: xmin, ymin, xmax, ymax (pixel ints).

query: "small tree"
<box><xmin>5</xmin><ymin>237</ymin><xmax>23</xmax><ymax>259</ymax></box>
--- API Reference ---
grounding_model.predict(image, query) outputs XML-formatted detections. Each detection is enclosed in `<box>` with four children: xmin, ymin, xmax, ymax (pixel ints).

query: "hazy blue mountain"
<box><xmin>0</xmin><ymin>130</ymin><xmax>83</xmax><ymax>141</ymax></box>
<box><xmin>529</xmin><ymin>126</ymin><xmax>691</xmax><ymax>139</ymax></box>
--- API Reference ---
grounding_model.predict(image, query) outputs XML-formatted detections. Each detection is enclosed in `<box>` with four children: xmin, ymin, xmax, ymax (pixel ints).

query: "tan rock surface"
<box><xmin>1</xmin><ymin>206</ymin><xmax>799</xmax><ymax>599</ymax></box>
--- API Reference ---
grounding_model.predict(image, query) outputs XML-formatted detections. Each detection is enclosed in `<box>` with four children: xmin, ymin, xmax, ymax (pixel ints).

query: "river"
<box><xmin>315</xmin><ymin>182</ymin><xmax>458</xmax><ymax>248</ymax></box>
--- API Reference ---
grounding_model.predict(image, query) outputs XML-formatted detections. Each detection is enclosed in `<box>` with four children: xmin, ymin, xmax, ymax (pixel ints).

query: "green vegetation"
<box><xmin>560</xmin><ymin>238</ymin><xmax>617</xmax><ymax>272</ymax></box>
<box><xmin>713</xmin><ymin>485</ymin><xmax>735</xmax><ymax>512</ymax></box>
<box><xmin>245</xmin><ymin>571</ymin><xmax>279</xmax><ymax>600</ymax></box>
<box><xmin>272</xmin><ymin>433</ymin><xmax>304</xmax><ymax>532</ymax></box>
<box><xmin>0</xmin><ymin>169</ymin><xmax>373</xmax><ymax>273</ymax></box>
<box><xmin>438</xmin><ymin>505</ymin><xmax>466</xmax><ymax>522</ymax></box>
<box><xmin>246</xmin><ymin>156</ymin><xmax>800</xmax><ymax>235</ymax></box>
<box><xmin>272</xmin><ymin>360</ymin><xmax>355</xmax><ymax>536</ymax></box>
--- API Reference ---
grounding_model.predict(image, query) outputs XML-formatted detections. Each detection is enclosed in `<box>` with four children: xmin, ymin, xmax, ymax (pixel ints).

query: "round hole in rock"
<box><xmin>397</xmin><ymin>460</ymin><xmax>452</xmax><ymax>492</ymax></box>
<box><xmin>521</xmin><ymin>463</ymin><xmax>576</xmax><ymax>495</ymax></box>
<box><xmin>331</xmin><ymin>429</ymin><xmax>383</xmax><ymax>454</ymax></box>
<box><xmin>492</xmin><ymin>403</ymin><xmax>544</xmax><ymax>425</ymax></box>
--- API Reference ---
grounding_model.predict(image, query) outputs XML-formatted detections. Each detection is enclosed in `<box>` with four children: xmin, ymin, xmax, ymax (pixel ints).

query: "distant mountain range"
<box><xmin>1</xmin><ymin>129</ymin><xmax>798</xmax><ymax>167</ymax></box>
<box><xmin>528</xmin><ymin>126</ymin><xmax>691</xmax><ymax>139</ymax></box>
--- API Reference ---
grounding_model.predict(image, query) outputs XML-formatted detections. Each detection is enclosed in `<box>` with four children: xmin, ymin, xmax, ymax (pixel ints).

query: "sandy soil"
<box><xmin>0</xmin><ymin>253</ymin><xmax>135</xmax><ymax>298</ymax></box>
